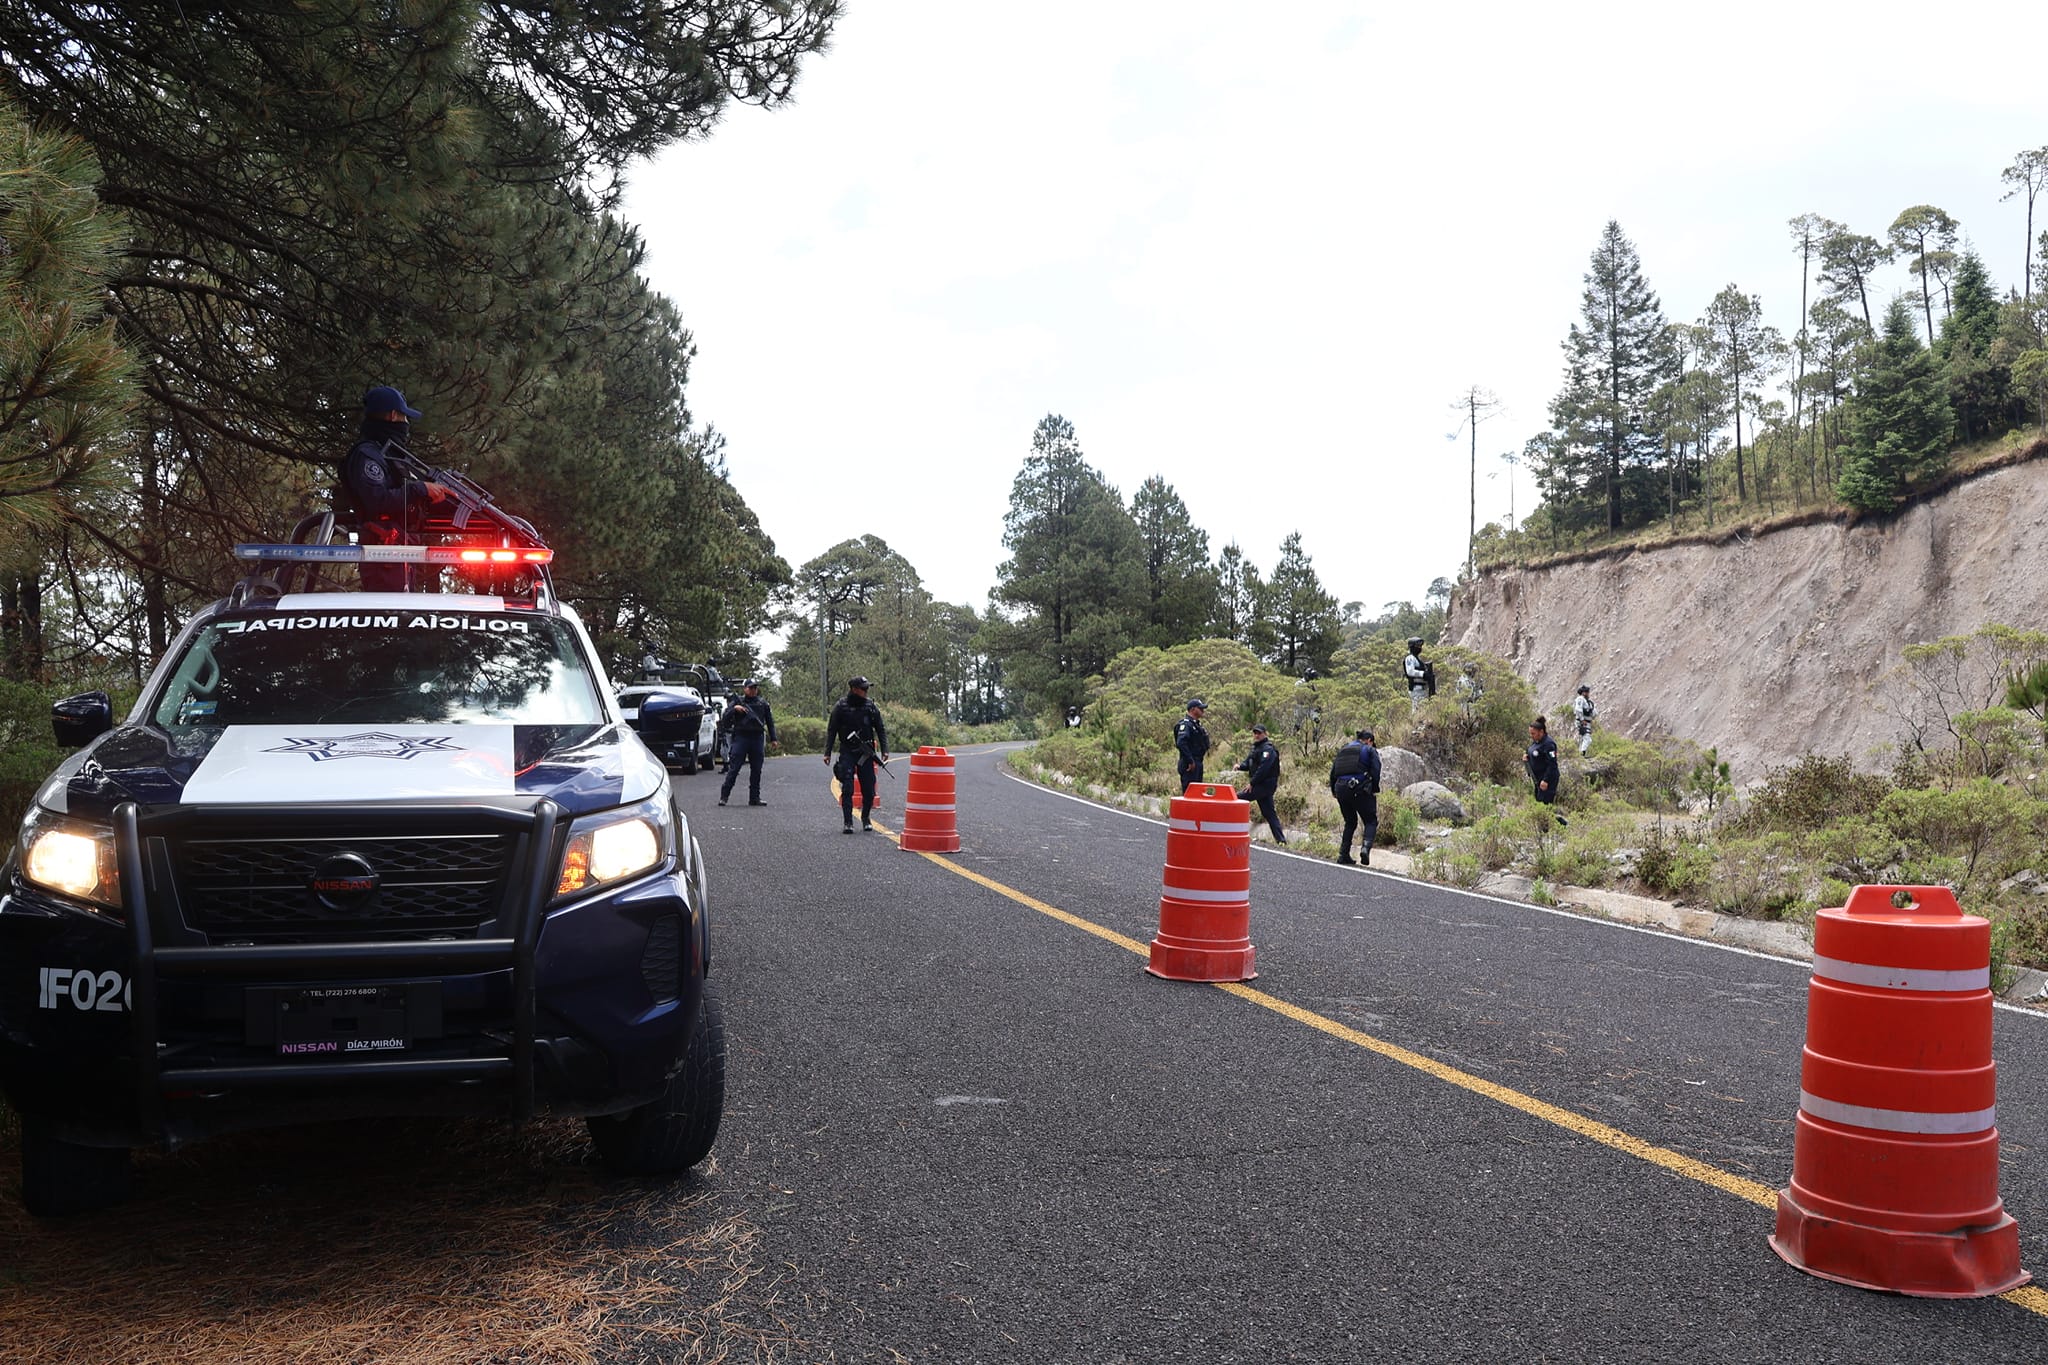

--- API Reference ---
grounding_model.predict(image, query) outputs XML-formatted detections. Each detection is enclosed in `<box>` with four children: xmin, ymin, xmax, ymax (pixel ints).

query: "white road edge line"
<box><xmin>994</xmin><ymin>765</ymin><xmax>2047</xmax><ymax>1018</ymax></box>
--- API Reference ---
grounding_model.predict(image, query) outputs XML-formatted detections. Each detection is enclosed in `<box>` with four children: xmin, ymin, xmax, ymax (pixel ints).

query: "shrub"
<box><xmin>1737</xmin><ymin>754</ymin><xmax>1890</xmax><ymax>834</ymax></box>
<box><xmin>2</xmin><ymin>680</ymin><xmax>80</xmax><ymax>849</ymax></box>
<box><xmin>778</xmin><ymin>716</ymin><xmax>828</xmax><ymax>755</ymax></box>
<box><xmin>1877</xmin><ymin>779</ymin><xmax>2037</xmax><ymax>893</ymax></box>
<box><xmin>1710</xmin><ymin>833</ymin><xmax>1813</xmax><ymax>919</ymax></box>
<box><xmin>1635</xmin><ymin>824</ymin><xmax>1712</xmax><ymax>898</ymax></box>
<box><xmin>1584</xmin><ymin>733</ymin><xmax>1700</xmax><ymax>811</ymax></box>
<box><xmin>1377</xmin><ymin>793</ymin><xmax>1421</xmax><ymax>848</ymax></box>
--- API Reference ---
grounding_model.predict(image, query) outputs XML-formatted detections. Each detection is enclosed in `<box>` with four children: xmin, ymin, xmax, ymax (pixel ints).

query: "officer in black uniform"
<box><xmin>824</xmin><ymin>676</ymin><xmax>889</xmax><ymax>832</ymax></box>
<box><xmin>1173</xmin><ymin>699</ymin><xmax>1210</xmax><ymax>791</ymax></box>
<box><xmin>717</xmin><ymin>678</ymin><xmax>777</xmax><ymax>807</ymax></box>
<box><xmin>340</xmin><ymin>385</ymin><xmax>450</xmax><ymax>592</ymax></box>
<box><xmin>1526</xmin><ymin>715</ymin><xmax>1566</xmax><ymax>826</ymax></box>
<box><xmin>1329</xmin><ymin>728</ymin><xmax>1381</xmax><ymax>865</ymax></box>
<box><xmin>1233</xmin><ymin>723</ymin><xmax>1285</xmax><ymax>844</ymax></box>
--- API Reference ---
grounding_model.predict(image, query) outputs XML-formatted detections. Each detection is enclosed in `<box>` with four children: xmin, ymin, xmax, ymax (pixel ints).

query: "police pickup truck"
<box><xmin>2</xmin><ymin>556</ymin><xmax>723</xmax><ymax>1214</ymax></box>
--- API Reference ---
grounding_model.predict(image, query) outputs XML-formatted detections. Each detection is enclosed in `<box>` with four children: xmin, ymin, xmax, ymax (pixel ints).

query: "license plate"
<box><xmin>274</xmin><ymin>984</ymin><xmax>414</xmax><ymax>1058</ymax></box>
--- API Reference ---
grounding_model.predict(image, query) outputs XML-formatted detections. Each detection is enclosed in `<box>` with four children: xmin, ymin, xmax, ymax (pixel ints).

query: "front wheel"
<box><xmin>586</xmin><ymin>985</ymin><xmax>726</xmax><ymax>1176</ymax></box>
<box><xmin>20</xmin><ymin>1121</ymin><xmax>132</xmax><ymax>1217</ymax></box>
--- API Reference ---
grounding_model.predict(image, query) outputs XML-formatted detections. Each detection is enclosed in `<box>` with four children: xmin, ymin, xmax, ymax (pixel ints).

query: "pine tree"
<box><xmin>1130</xmin><ymin>475</ymin><xmax>1218</xmax><ymax>646</ymax></box>
<box><xmin>1889</xmin><ymin>205</ymin><xmax>1962</xmax><ymax>347</ymax></box>
<box><xmin>1837</xmin><ymin>299</ymin><xmax>1955</xmax><ymax>510</ymax></box>
<box><xmin>1548</xmin><ymin>222</ymin><xmax>1672</xmax><ymax>533</ymax></box>
<box><xmin>0</xmin><ymin>104</ymin><xmax>141</xmax><ymax>681</ymax></box>
<box><xmin>1938</xmin><ymin>250</ymin><xmax>2012</xmax><ymax>441</ymax></box>
<box><xmin>1264</xmin><ymin>532</ymin><xmax>1342</xmax><ymax>675</ymax></box>
<box><xmin>1817</xmin><ymin>222</ymin><xmax>1890</xmax><ymax>335</ymax></box>
<box><xmin>1699</xmin><ymin>286</ymin><xmax>1786</xmax><ymax>504</ymax></box>
<box><xmin>1213</xmin><ymin>542</ymin><xmax>1275</xmax><ymax>659</ymax></box>
<box><xmin>991</xmin><ymin>415</ymin><xmax>1146</xmax><ymax>711</ymax></box>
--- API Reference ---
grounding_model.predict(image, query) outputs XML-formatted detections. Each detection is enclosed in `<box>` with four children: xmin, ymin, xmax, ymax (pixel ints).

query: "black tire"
<box><xmin>20</xmin><ymin>1121</ymin><xmax>132</xmax><ymax>1217</ymax></box>
<box><xmin>586</xmin><ymin>984</ymin><xmax>725</xmax><ymax>1176</ymax></box>
<box><xmin>680</xmin><ymin>753</ymin><xmax>698</xmax><ymax>775</ymax></box>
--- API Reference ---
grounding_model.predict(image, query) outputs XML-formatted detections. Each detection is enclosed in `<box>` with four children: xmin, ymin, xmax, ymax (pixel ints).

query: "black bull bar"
<box><xmin>113</xmin><ymin>798</ymin><xmax>561</xmax><ymax>1136</ymax></box>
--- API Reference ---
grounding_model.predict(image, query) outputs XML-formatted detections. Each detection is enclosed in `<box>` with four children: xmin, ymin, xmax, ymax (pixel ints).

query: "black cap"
<box><xmin>1407</xmin><ymin>636</ymin><xmax>1424</xmax><ymax>647</ymax></box>
<box><xmin>1251</xmin><ymin>724</ymin><xmax>1268</xmax><ymax>735</ymax></box>
<box><xmin>848</xmin><ymin>676</ymin><xmax>870</xmax><ymax>690</ymax></box>
<box><xmin>742</xmin><ymin>678</ymin><xmax>759</xmax><ymax>689</ymax></box>
<box><xmin>1577</xmin><ymin>684</ymin><xmax>1590</xmax><ymax>694</ymax></box>
<box><xmin>363</xmin><ymin>384</ymin><xmax>422</xmax><ymax>420</ymax></box>
<box><xmin>1187</xmin><ymin>698</ymin><xmax>1205</xmax><ymax>710</ymax></box>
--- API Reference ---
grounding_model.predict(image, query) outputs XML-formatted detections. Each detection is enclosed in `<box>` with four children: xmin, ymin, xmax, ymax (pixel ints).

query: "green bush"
<box><xmin>777</xmin><ymin>716</ymin><xmax>828</xmax><ymax>755</ymax></box>
<box><xmin>1378</xmin><ymin>793</ymin><xmax>1421</xmax><ymax>848</ymax></box>
<box><xmin>1736</xmin><ymin>754</ymin><xmax>1890</xmax><ymax>834</ymax></box>
<box><xmin>1876</xmin><ymin>779</ymin><xmax>2038</xmax><ymax>893</ymax></box>
<box><xmin>1710</xmin><ymin>833</ymin><xmax>1813</xmax><ymax>919</ymax></box>
<box><xmin>1635</xmin><ymin>824</ymin><xmax>1712</xmax><ymax>897</ymax></box>
<box><xmin>1584</xmin><ymin>733</ymin><xmax>1701</xmax><ymax>812</ymax></box>
<box><xmin>2</xmin><ymin>680</ymin><xmax>73</xmax><ymax>851</ymax></box>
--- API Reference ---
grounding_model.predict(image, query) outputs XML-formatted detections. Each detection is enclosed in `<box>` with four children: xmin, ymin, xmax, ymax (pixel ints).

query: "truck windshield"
<box><xmin>150</xmin><ymin>609</ymin><xmax>604</xmax><ymax>729</ymax></box>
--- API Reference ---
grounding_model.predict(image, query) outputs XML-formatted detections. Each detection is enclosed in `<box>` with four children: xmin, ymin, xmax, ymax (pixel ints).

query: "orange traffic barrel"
<box><xmin>1147</xmin><ymin>784</ymin><xmax>1256</xmax><ymax>982</ymax></box>
<box><xmin>899</xmin><ymin>746</ymin><xmax>961</xmax><ymax>853</ymax></box>
<box><xmin>1770</xmin><ymin>884</ymin><xmax>2028</xmax><ymax>1297</ymax></box>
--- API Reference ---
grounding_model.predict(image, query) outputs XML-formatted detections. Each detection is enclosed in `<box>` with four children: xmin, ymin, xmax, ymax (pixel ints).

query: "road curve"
<box><xmin>676</xmin><ymin>743</ymin><xmax>2048</xmax><ymax>1363</ymax></box>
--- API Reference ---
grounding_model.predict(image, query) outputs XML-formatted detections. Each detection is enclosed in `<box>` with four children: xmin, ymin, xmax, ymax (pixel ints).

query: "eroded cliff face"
<box><xmin>1446</xmin><ymin>459</ymin><xmax>2048</xmax><ymax>784</ymax></box>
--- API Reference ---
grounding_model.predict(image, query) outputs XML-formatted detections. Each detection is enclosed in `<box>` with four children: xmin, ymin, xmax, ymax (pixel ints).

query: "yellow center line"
<box><xmin>879</xmin><ymin>817</ymin><xmax>2048</xmax><ymax>1318</ymax></box>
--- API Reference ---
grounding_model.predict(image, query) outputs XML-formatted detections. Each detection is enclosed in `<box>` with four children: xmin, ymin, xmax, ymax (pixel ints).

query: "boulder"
<box><xmin>1378</xmin><ymin>746</ymin><xmax>1430</xmax><ymax>793</ymax></box>
<box><xmin>1403</xmin><ymin>780</ymin><xmax>1465</xmax><ymax>822</ymax></box>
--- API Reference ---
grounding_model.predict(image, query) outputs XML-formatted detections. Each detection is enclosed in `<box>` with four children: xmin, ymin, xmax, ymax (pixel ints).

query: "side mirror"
<box><xmin>52</xmin><ymin>691</ymin><xmax>114</xmax><ymax>747</ymax></box>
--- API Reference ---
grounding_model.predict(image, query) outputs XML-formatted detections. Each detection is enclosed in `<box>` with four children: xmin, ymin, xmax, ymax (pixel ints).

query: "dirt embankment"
<box><xmin>1446</xmin><ymin>459</ymin><xmax>2048</xmax><ymax>784</ymax></box>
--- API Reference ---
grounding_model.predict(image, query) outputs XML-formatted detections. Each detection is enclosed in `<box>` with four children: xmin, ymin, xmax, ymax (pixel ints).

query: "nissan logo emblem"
<box><xmin>308</xmin><ymin>852</ymin><xmax>380</xmax><ymax>912</ymax></box>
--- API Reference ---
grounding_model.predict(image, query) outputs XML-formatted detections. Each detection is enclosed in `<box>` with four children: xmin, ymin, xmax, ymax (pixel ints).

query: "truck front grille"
<box><xmin>174</xmin><ymin>834</ymin><xmax>512</xmax><ymax>939</ymax></box>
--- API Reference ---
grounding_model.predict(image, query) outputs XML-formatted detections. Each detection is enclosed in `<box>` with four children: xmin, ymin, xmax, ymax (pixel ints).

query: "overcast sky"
<box><xmin>623</xmin><ymin>1</ymin><xmax>2042</xmax><ymax>624</ymax></box>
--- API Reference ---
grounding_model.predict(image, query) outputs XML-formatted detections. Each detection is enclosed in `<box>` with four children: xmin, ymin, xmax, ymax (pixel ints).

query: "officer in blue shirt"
<box><xmin>717</xmin><ymin>679</ymin><xmax>777</xmax><ymax>807</ymax></box>
<box><xmin>341</xmin><ymin>385</ymin><xmax>449</xmax><ymax>592</ymax></box>
<box><xmin>1234</xmin><ymin>724</ymin><xmax>1285</xmax><ymax>844</ymax></box>
<box><xmin>1328</xmin><ymin>728</ymin><xmax>1381</xmax><ymax>865</ymax></box>
<box><xmin>1173</xmin><ymin>699</ymin><xmax>1210</xmax><ymax>791</ymax></box>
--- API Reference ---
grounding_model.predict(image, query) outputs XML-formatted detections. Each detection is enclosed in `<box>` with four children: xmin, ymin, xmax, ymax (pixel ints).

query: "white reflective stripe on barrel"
<box><xmin>905</xmin><ymin>802</ymin><xmax>955</xmax><ymax>812</ymax></box>
<box><xmin>1800</xmin><ymin>1090</ymin><xmax>1996</xmax><ymax>1135</ymax></box>
<box><xmin>909</xmin><ymin>763</ymin><xmax>952</xmax><ymax>773</ymax></box>
<box><xmin>1169</xmin><ymin>818</ymin><xmax>1200</xmax><ymax>831</ymax></box>
<box><xmin>1198</xmin><ymin>821</ymin><xmax>1251</xmax><ymax>834</ymax></box>
<box><xmin>1162</xmin><ymin>884</ymin><xmax>1250</xmax><ymax>902</ymax></box>
<box><xmin>1811</xmin><ymin>955</ymin><xmax>1991</xmax><ymax>993</ymax></box>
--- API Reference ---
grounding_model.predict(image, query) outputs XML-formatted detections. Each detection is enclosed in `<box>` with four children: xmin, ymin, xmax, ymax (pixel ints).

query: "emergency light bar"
<box><xmin>235</xmin><ymin>543</ymin><xmax>553</xmax><ymax>565</ymax></box>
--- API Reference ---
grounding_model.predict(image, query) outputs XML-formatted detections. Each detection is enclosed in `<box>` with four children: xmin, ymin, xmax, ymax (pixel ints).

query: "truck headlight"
<box><xmin>19</xmin><ymin>806</ymin><xmax>121</xmax><ymax>910</ymax></box>
<box><xmin>555</xmin><ymin>797</ymin><xmax>672</xmax><ymax>899</ymax></box>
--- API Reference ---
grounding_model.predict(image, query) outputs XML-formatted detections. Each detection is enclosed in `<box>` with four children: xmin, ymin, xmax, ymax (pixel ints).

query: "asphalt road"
<box><xmin>678</xmin><ymin>744</ymin><xmax>2048</xmax><ymax>1364</ymax></box>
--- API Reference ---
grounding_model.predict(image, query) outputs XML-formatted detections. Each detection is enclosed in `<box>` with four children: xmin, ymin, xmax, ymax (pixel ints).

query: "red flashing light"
<box><xmin>521</xmin><ymin>549</ymin><xmax>552</xmax><ymax>563</ymax></box>
<box><xmin>459</xmin><ymin>549</ymin><xmax>489</xmax><ymax>563</ymax></box>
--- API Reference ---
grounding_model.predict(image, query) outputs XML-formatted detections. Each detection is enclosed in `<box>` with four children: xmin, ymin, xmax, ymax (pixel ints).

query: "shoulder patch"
<box><xmin>361</xmin><ymin>458</ymin><xmax>384</xmax><ymax>482</ymax></box>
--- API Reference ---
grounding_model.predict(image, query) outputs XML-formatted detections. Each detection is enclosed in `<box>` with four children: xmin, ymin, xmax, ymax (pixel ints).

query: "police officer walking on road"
<box><xmin>717</xmin><ymin>679</ymin><xmax>777</xmax><ymax>807</ymax></box>
<box><xmin>1174</xmin><ymin>699</ymin><xmax>1210</xmax><ymax>791</ymax></box>
<box><xmin>1404</xmin><ymin>637</ymin><xmax>1435</xmax><ymax>708</ymax></box>
<box><xmin>340</xmin><ymin>385</ymin><xmax>451</xmax><ymax>593</ymax></box>
<box><xmin>824</xmin><ymin>676</ymin><xmax>888</xmax><ymax>833</ymax></box>
<box><xmin>1526</xmin><ymin>715</ymin><xmax>1566</xmax><ymax>827</ymax></box>
<box><xmin>1329</xmin><ymin>728</ymin><xmax>1381</xmax><ymax>865</ymax></box>
<box><xmin>1233</xmin><ymin>723</ymin><xmax>1286</xmax><ymax>844</ymax></box>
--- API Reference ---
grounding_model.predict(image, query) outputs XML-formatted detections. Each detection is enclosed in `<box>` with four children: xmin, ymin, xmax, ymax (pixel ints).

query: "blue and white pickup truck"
<box><xmin>2</xmin><ymin>578</ymin><xmax>724</xmax><ymax>1214</ymax></box>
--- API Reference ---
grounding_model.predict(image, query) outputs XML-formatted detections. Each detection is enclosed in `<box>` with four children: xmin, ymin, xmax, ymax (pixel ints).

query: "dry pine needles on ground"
<box><xmin>0</xmin><ymin>1114</ymin><xmax>802</xmax><ymax>1364</ymax></box>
